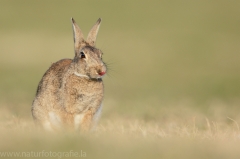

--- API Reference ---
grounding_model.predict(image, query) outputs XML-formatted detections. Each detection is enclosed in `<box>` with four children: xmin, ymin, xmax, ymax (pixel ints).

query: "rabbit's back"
<box><xmin>35</xmin><ymin>59</ymin><xmax>72</xmax><ymax>97</ymax></box>
<box><xmin>32</xmin><ymin>59</ymin><xmax>72</xmax><ymax>122</ymax></box>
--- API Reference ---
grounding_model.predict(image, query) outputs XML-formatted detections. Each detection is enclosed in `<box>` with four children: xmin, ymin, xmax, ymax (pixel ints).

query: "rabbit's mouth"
<box><xmin>87</xmin><ymin>66</ymin><xmax>107</xmax><ymax>79</ymax></box>
<box><xmin>89</xmin><ymin>72</ymin><xmax>105</xmax><ymax>79</ymax></box>
<box><xmin>98</xmin><ymin>71</ymin><xmax>106</xmax><ymax>76</ymax></box>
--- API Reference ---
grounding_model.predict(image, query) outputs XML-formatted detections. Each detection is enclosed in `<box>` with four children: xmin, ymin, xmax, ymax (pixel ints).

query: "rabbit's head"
<box><xmin>71</xmin><ymin>18</ymin><xmax>106</xmax><ymax>79</ymax></box>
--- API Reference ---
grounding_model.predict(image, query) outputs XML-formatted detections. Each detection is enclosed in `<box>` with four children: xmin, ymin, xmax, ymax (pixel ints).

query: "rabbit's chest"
<box><xmin>67</xmin><ymin>80</ymin><xmax>104</xmax><ymax>112</ymax></box>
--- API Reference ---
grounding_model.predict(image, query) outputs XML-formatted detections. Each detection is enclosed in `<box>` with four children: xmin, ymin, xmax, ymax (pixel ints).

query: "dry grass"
<box><xmin>1</xmin><ymin>103</ymin><xmax>240</xmax><ymax>159</ymax></box>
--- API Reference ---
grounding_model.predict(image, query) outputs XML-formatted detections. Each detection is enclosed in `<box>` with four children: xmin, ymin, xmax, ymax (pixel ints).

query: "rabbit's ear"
<box><xmin>71</xmin><ymin>18</ymin><xmax>84</xmax><ymax>53</ymax></box>
<box><xmin>86</xmin><ymin>18</ymin><xmax>101</xmax><ymax>47</ymax></box>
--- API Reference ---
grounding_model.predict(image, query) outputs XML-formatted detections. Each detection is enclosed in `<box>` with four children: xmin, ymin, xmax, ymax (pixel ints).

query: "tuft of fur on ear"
<box><xmin>86</xmin><ymin>18</ymin><xmax>101</xmax><ymax>47</ymax></box>
<box><xmin>71</xmin><ymin>18</ymin><xmax>84</xmax><ymax>54</ymax></box>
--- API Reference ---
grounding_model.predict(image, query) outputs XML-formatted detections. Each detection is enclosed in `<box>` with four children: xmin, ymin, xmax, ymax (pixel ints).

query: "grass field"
<box><xmin>1</xmin><ymin>0</ymin><xmax>240</xmax><ymax>158</ymax></box>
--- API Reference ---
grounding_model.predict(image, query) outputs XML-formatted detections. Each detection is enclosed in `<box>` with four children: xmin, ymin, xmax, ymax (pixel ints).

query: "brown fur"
<box><xmin>32</xmin><ymin>18</ymin><xmax>106</xmax><ymax>131</ymax></box>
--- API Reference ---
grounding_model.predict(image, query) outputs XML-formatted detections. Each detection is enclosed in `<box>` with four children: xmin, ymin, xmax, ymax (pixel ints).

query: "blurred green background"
<box><xmin>1</xmin><ymin>0</ymin><xmax>240</xmax><ymax>159</ymax></box>
<box><xmin>1</xmin><ymin>0</ymin><xmax>240</xmax><ymax>116</ymax></box>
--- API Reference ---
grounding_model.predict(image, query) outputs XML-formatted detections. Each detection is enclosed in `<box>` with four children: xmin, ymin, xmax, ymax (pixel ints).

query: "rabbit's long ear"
<box><xmin>86</xmin><ymin>18</ymin><xmax>101</xmax><ymax>47</ymax></box>
<box><xmin>71</xmin><ymin>18</ymin><xmax>84</xmax><ymax>54</ymax></box>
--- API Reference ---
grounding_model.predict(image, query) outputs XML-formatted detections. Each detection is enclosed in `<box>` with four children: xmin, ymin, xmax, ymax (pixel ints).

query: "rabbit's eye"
<box><xmin>80</xmin><ymin>52</ymin><xmax>86</xmax><ymax>58</ymax></box>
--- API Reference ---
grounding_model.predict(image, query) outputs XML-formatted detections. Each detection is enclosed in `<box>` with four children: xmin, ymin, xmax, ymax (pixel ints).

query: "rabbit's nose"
<box><xmin>98</xmin><ymin>71</ymin><xmax>106</xmax><ymax>76</ymax></box>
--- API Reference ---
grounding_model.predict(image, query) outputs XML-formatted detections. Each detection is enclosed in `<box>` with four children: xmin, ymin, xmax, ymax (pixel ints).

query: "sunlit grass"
<box><xmin>0</xmin><ymin>104</ymin><xmax>240</xmax><ymax>159</ymax></box>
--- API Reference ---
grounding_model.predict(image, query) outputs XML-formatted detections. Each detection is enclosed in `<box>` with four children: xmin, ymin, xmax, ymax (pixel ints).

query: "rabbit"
<box><xmin>31</xmin><ymin>18</ymin><xmax>106</xmax><ymax>131</ymax></box>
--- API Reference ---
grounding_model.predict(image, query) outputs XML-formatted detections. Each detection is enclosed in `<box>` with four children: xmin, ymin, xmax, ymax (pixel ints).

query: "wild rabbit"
<box><xmin>31</xmin><ymin>18</ymin><xmax>106</xmax><ymax>131</ymax></box>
